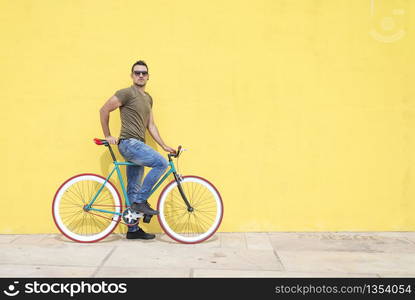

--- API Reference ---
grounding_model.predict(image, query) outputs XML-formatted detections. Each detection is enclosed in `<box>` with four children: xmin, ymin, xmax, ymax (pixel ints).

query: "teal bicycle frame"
<box><xmin>85</xmin><ymin>160</ymin><xmax>177</xmax><ymax>217</ymax></box>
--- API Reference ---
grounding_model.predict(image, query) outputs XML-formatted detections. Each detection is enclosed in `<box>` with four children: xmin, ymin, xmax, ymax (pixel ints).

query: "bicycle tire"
<box><xmin>52</xmin><ymin>173</ymin><xmax>122</xmax><ymax>243</ymax></box>
<box><xmin>157</xmin><ymin>175</ymin><xmax>223</xmax><ymax>244</ymax></box>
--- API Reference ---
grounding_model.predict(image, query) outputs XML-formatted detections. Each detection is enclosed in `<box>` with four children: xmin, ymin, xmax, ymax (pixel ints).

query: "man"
<box><xmin>99</xmin><ymin>60</ymin><xmax>176</xmax><ymax>240</ymax></box>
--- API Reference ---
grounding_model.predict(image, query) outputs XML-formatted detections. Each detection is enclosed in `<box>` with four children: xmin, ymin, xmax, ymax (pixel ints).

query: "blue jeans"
<box><xmin>118</xmin><ymin>138</ymin><xmax>168</xmax><ymax>232</ymax></box>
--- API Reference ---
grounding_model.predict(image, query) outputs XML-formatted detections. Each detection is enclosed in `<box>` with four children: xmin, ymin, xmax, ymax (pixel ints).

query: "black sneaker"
<box><xmin>126</xmin><ymin>228</ymin><xmax>156</xmax><ymax>240</ymax></box>
<box><xmin>131</xmin><ymin>202</ymin><xmax>159</xmax><ymax>215</ymax></box>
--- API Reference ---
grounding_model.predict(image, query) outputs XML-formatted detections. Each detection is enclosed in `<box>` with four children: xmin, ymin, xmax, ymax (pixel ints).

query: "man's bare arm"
<box><xmin>147</xmin><ymin>110</ymin><xmax>176</xmax><ymax>153</ymax></box>
<box><xmin>99</xmin><ymin>95</ymin><xmax>122</xmax><ymax>144</ymax></box>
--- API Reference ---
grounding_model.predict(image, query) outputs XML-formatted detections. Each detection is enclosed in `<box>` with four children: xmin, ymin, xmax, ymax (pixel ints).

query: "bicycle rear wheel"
<box><xmin>157</xmin><ymin>175</ymin><xmax>223</xmax><ymax>244</ymax></box>
<box><xmin>52</xmin><ymin>173</ymin><xmax>122</xmax><ymax>243</ymax></box>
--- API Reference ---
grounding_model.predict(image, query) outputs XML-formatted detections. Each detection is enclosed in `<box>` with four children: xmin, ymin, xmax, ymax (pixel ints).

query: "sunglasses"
<box><xmin>133</xmin><ymin>71</ymin><xmax>148</xmax><ymax>76</ymax></box>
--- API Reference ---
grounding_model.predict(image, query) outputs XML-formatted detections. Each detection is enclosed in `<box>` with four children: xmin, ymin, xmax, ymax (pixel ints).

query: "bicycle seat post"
<box><xmin>107</xmin><ymin>144</ymin><xmax>117</xmax><ymax>162</ymax></box>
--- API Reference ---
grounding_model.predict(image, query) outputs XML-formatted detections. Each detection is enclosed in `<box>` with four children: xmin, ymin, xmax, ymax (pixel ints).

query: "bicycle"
<box><xmin>52</xmin><ymin>138</ymin><xmax>224</xmax><ymax>244</ymax></box>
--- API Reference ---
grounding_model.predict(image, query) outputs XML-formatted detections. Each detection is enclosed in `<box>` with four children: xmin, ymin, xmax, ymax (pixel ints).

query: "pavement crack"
<box><xmin>91</xmin><ymin>246</ymin><xmax>117</xmax><ymax>278</ymax></box>
<box><xmin>273</xmin><ymin>249</ymin><xmax>286</xmax><ymax>271</ymax></box>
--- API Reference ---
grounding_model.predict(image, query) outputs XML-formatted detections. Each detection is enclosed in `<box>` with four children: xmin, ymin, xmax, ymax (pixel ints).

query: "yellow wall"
<box><xmin>1</xmin><ymin>0</ymin><xmax>414</xmax><ymax>233</ymax></box>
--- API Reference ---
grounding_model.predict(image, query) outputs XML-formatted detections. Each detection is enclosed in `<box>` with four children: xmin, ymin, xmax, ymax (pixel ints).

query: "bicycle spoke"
<box><xmin>67</xmin><ymin>188</ymin><xmax>84</xmax><ymax>204</ymax></box>
<box><xmin>191</xmin><ymin>182</ymin><xmax>204</xmax><ymax>207</ymax></box>
<box><xmin>61</xmin><ymin>192</ymin><xmax>82</xmax><ymax>207</ymax></box>
<box><xmin>191</xmin><ymin>187</ymin><xmax>209</xmax><ymax>208</ymax></box>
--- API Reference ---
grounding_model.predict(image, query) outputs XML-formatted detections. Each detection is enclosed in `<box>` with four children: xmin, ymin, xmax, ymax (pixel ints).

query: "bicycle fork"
<box><xmin>173</xmin><ymin>172</ymin><xmax>194</xmax><ymax>212</ymax></box>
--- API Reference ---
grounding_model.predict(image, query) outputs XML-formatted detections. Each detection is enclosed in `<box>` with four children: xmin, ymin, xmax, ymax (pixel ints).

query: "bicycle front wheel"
<box><xmin>157</xmin><ymin>175</ymin><xmax>223</xmax><ymax>244</ymax></box>
<box><xmin>52</xmin><ymin>173</ymin><xmax>122</xmax><ymax>243</ymax></box>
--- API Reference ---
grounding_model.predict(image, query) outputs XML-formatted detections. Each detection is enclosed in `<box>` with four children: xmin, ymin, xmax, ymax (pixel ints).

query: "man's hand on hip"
<box><xmin>105</xmin><ymin>136</ymin><xmax>118</xmax><ymax>145</ymax></box>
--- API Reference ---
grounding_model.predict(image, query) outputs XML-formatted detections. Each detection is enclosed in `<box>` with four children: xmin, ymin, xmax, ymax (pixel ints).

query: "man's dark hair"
<box><xmin>131</xmin><ymin>60</ymin><xmax>149</xmax><ymax>73</ymax></box>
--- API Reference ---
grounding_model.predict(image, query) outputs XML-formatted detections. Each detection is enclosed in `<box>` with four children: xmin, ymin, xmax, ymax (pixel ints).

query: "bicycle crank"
<box><xmin>122</xmin><ymin>208</ymin><xmax>143</xmax><ymax>226</ymax></box>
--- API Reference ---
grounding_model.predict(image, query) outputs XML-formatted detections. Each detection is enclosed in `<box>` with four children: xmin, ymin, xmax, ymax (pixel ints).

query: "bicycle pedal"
<box><xmin>122</xmin><ymin>208</ymin><xmax>143</xmax><ymax>225</ymax></box>
<box><xmin>143</xmin><ymin>214</ymin><xmax>153</xmax><ymax>223</ymax></box>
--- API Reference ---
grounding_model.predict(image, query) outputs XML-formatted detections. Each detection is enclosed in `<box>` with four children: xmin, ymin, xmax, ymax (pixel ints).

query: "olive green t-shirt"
<box><xmin>114</xmin><ymin>85</ymin><xmax>153</xmax><ymax>142</ymax></box>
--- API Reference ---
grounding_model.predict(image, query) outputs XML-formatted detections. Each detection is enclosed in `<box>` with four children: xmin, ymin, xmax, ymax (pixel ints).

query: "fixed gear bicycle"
<box><xmin>52</xmin><ymin>138</ymin><xmax>224</xmax><ymax>244</ymax></box>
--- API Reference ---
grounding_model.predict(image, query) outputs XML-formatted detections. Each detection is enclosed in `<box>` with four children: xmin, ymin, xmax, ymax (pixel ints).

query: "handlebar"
<box><xmin>168</xmin><ymin>145</ymin><xmax>183</xmax><ymax>160</ymax></box>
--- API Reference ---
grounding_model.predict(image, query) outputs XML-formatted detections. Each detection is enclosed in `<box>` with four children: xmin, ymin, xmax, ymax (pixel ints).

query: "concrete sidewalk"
<box><xmin>1</xmin><ymin>232</ymin><xmax>415</xmax><ymax>278</ymax></box>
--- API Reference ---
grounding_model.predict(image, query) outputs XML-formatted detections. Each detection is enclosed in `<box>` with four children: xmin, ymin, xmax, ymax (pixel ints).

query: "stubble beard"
<box><xmin>134</xmin><ymin>82</ymin><xmax>146</xmax><ymax>88</ymax></box>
